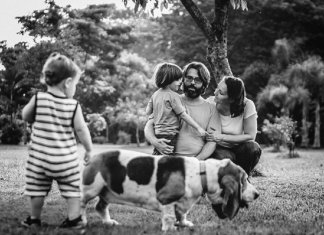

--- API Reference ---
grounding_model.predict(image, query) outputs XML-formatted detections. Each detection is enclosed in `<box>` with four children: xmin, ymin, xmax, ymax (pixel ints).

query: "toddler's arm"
<box><xmin>179</xmin><ymin>112</ymin><xmax>206</xmax><ymax>137</ymax></box>
<box><xmin>74</xmin><ymin>104</ymin><xmax>93</xmax><ymax>164</ymax></box>
<box><xmin>22</xmin><ymin>95</ymin><xmax>36</xmax><ymax>123</ymax></box>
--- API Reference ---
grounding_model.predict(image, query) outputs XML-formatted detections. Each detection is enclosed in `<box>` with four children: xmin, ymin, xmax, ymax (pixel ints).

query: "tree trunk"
<box><xmin>312</xmin><ymin>99</ymin><xmax>321</xmax><ymax>148</ymax></box>
<box><xmin>105</xmin><ymin>124</ymin><xmax>109</xmax><ymax>143</ymax></box>
<box><xmin>207</xmin><ymin>0</ymin><xmax>233</xmax><ymax>89</ymax></box>
<box><xmin>300</xmin><ymin>100</ymin><xmax>309</xmax><ymax>147</ymax></box>
<box><xmin>136</xmin><ymin>124</ymin><xmax>140</xmax><ymax>147</ymax></box>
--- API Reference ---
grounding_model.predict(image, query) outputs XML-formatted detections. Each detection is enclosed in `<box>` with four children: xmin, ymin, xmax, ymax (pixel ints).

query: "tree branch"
<box><xmin>179</xmin><ymin>0</ymin><xmax>213</xmax><ymax>39</ymax></box>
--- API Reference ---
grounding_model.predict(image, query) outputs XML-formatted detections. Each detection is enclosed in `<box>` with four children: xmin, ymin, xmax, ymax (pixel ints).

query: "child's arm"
<box><xmin>74</xmin><ymin>104</ymin><xmax>93</xmax><ymax>164</ymax></box>
<box><xmin>179</xmin><ymin>112</ymin><xmax>206</xmax><ymax>137</ymax></box>
<box><xmin>22</xmin><ymin>95</ymin><xmax>36</xmax><ymax>123</ymax></box>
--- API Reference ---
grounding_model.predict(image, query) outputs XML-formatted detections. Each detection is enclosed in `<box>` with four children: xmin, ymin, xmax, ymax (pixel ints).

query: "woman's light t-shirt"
<box><xmin>218</xmin><ymin>98</ymin><xmax>257</xmax><ymax>148</ymax></box>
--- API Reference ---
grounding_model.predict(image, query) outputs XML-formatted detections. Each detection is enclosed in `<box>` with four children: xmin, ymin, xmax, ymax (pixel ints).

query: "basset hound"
<box><xmin>81</xmin><ymin>149</ymin><xmax>259</xmax><ymax>231</ymax></box>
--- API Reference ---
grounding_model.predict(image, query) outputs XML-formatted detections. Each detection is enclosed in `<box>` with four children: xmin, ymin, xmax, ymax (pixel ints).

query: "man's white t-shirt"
<box><xmin>175</xmin><ymin>95</ymin><xmax>219</xmax><ymax>157</ymax></box>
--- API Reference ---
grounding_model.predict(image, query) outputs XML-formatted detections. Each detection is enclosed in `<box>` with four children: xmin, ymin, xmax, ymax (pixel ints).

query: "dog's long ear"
<box><xmin>219</xmin><ymin>175</ymin><xmax>240</xmax><ymax>219</ymax></box>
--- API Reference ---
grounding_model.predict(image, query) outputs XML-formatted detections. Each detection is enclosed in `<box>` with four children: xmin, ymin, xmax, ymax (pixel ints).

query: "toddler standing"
<box><xmin>21</xmin><ymin>52</ymin><xmax>92</xmax><ymax>230</ymax></box>
<box><xmin>146</xmin><ymin>62</ymin><xmax>206</xmax><ymax>155</ymax></box>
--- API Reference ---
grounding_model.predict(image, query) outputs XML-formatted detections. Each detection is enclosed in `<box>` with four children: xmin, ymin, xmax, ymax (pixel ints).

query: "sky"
<box><xmin>0</xmin><ymin>0</ymin><xmax>126</xmax><ymax>47</ymax></box>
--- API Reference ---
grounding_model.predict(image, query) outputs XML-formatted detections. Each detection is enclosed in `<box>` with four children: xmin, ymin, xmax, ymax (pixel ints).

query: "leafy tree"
<box><xmin>282</xmin><ymin>56</ymin><xmax>324</xmax><ymax>148</ymax></box>
<box><xmin>0</xmin><ymin>42</ymin><xmax>30</xmax><ymax>122</ymax></box>
<box><xmin>123</xmin><ymin>0</ymin><xmax>250</xmax><ymax>96</ymax></box>
<box><xmin>241</xmin><ymin>61</ymin><xmax>273</xmax><ymax>101</ymax></box>
<box><xmin>16</xmin><ymin>1</ymin><xmax>136</xmax><ymax>114</ymax></box>
<box><xmin>105</xmin><ymin>51</ymin><xmax>155</xmax><ymax>145</ymax></box>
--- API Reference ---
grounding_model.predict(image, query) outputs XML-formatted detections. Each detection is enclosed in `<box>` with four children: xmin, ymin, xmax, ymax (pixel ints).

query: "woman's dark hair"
<box><xmin>224</xmin><ymin>76</ymin><xmax>245</xmax><ymax>117</ymax></box>
<box><xmin>153</xmin><ymin>62</ymin><xmax>183</xmax><ymax>88</ymax></box>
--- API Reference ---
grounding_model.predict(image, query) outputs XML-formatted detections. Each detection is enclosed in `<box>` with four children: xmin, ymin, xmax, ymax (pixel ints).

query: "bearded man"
<box><xmin>145</xmin><ymin>62</ymin><xmax>219</xmax><ymax>160</ymax></box>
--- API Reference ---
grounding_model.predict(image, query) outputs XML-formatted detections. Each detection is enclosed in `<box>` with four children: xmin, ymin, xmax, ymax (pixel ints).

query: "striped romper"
<box><xmin>25</xmin><ymin>92</ymin><xmax>81</xmax><ymax>198</ymax></box>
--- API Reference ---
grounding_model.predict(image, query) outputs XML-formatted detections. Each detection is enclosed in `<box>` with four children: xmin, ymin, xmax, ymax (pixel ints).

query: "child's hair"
<box><xmin>153</xmin><ymin>62</ymin><xmax>183</xmax><ymax>88</ymax></box>
<box><xmin>41</xmin><ymin>52</ymin><xmax>81</xmax><ymax>86</ymax></box>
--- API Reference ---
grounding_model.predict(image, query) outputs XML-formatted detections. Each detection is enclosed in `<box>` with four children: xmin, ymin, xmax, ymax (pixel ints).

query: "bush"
<box><xmin>262</xmin><ymin>116</ymin><xmax>298</xmax><ymax>154</ymax></box>
<box><xmin>1</xmin><ymin>122</ymin><xmax>23</xmax><ymax>144</ymax></box>
<box><xmin>92</xmin><ymin>136</ymin><xmax>107</xmax><ymax>144</ymax></box>
<box><xmin>116</xmin><ymin>131</ymin><xmax>131</xmax><ymax>145</ymax></box>
<box><xmin>87</xmin><ymin>113</ymin><xmax>107</xmax><ymax>138</ymax></box>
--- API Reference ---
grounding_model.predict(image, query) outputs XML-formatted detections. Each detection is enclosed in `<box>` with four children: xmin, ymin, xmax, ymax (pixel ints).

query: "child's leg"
<box><xmin>30</xmin><ymin>196</ymin><xmax>45</xmax><ymax>219</ymax></box>
<box><xmin>66</xmin><ymin>197</ymin><xmax>81</xmax><ymax>220</ymax></box>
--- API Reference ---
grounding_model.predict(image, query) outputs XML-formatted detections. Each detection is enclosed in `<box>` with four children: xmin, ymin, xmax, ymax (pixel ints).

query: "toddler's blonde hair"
<box><xmin>41</xmin><ymin>52</ymin><xmax>81</xmax><ymax>86</ymax></box>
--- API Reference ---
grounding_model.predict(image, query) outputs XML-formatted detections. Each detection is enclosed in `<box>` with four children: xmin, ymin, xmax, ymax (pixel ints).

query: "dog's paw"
<box><xmin>104</xmin><ymin>219</ymin><xmax>119</xmax><ymax>226</ymax></box>
<box><xmin>180</xmin><ymin>220</ymin><xmax>194</xmax><ymax>227</ymax></box>
<box><xmin>177</xmin><ymin>219</ymin><xmax>194</xmax><ymax>227</ymax></box>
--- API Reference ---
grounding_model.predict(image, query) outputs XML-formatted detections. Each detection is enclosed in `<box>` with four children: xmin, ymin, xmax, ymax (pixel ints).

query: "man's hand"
<box><xmin>154</xmin><ymin>138</ymin><xmax>173</xmax><ymax>155</ymax></box>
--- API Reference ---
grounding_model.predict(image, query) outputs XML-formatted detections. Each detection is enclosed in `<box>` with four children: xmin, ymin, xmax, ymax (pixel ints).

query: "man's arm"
<box><xmin>144</xmin><ymin>119</ymin><xmax>173</xmax><ymax>154</ymax></box>
<box><xmin>195</xmin><ymin>141</ymin><xmax>216</xmax><ymax>160</ymax></box>
<box><xmin>196</xmin><ymin>103</ymin><xmax>219</xmax><ymax>160</ymax></box>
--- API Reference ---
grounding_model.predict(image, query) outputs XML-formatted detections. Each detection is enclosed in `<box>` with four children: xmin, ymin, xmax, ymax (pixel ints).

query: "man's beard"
<box><xmin>183</xmin><ymin>84</ymin><xmax>204</xmax><ymax>98</ymax></box>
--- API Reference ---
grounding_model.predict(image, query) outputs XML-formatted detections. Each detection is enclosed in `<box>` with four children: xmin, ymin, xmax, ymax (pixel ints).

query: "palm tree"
<box><xmin>284</xmin><ymin>57</ymin><xmax>324</xmax><ymax>148</ymax></box>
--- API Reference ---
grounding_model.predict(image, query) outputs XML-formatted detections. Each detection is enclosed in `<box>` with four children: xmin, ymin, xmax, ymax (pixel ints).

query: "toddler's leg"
<box><xmin>66</xmin><ymin>197</ymin><xmax>81</xmax><ymax>220</ymax></box>
<box><xmin>30</xmin><ymin>196</ymin><xmax>45</xmax><ymax>219</ymax></box>
<box><xmin>21</xmin><ymin>196</ymin><xmax>44</xmax><ymax>227</ymax></box>
<box><xmin>60</xmin><ymin>197</ymin><xmax>84</xmax><ymax>230</ymax></box>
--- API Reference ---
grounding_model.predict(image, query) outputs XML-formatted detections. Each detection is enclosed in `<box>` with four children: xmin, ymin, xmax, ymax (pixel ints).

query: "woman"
<box><xmin>206</xmin><ymin>76</ymin><xmax>261</xmax><ymax>175</ymax></box>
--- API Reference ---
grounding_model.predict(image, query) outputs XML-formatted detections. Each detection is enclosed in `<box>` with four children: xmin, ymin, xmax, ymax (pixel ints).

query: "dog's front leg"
<box><xmin>175</xmin><ymin>204</ymin><xmax>194</xmax><ymax>228</ymax></box>
<box><xmin>161</xmin><ymin>204</ymin><xmax>177</xmax><ymax>231</ymax></box>
<box><xmin>96</xmin><ymin>197</ymin><xmax>119</xmax><ymax>226</ymax></box>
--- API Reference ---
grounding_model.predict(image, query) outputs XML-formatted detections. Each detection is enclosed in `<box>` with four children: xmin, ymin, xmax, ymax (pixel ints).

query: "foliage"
<box><xmin>262</xmin><ymin>116</ymin><xmax>298</xmax><ymax>153</ymax></box>
<box><xmin>102</xmin><ymin>51</ymin><xmax>155</xmax><ymax>145</ymax></box>
<box><xmin>116</xmin><ymin>130</ymin><xmax>131</xmax><ymax>145</ymax></box>
<box><xmin>241</xmin><ymin>61</ymin><xmax>273</xmax><ymax>100</ymax></box>
<box><xmin>15</xmin><ymin>2</ymin><xmax>136</xmax><ymax>115</ymax></box>
<box><xmin>87</xmin><ymin>113</ymin><xmax>107</xmax><ymax>138</ymax></box>
<box><xmin>229</xmin><ymin>0</ymin><xmax>324</xmax><ymax>74</ymax></box>
<box><xmin>0</xmin><ymin>122</ymin><xmax>23</xmax><ymax>144</ymax></box>
<box><xmin>92</xmin><ymin>136</ymin><xmax>107</xmax><ymax>144</ymax></box>
<box><xmin>0</xmin><ymin>42</ymin><xmax>32</xmax><ymax>120</ymax></box>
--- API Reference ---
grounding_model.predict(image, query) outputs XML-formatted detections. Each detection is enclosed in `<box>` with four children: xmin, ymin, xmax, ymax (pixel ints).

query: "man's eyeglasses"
<box><xmin>184</xmin><ymin>76</ymin><xmax>203</xmax><ymax>85</ymax></box>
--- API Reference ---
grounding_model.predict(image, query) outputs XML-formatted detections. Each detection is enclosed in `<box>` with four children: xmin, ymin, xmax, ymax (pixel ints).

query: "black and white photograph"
<box><xmin>0</xmin><ymin>0</ymin><xmax>323</xmax><ymax>234</ymax></box>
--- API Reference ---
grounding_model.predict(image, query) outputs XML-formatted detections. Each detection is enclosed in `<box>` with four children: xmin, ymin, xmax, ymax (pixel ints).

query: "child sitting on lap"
<box><xmin>146</xmin><ymin>62</ymin><xmax>206</xmax><ymax>155</ymax></box>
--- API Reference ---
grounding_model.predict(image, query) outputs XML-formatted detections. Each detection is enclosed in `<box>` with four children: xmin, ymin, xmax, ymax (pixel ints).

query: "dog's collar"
<box><xmin>200</xmin><ymin>161</ymin><xmax>208</xmax><ymax>193</ymax></box>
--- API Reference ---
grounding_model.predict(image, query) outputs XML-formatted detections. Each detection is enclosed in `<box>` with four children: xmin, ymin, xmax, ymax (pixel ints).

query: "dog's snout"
<box><xmin>254</xmin><ymin>191</ymin><xmax>260</xmax><ymax>200</ymax></box>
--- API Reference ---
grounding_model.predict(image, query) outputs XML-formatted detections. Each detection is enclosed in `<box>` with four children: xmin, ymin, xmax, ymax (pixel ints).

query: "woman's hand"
<box><xmin>153</xmin><ymin>138</ymin><xmax>174</xmax><ymax>155</ymax></box>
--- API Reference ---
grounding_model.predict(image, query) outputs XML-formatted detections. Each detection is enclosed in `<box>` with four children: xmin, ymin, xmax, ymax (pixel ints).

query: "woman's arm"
<box><xmin>207</xmin><ymin>114</ymin><xmax>257</xmax><ymax>144</ymax></box>
<box><xmin>22</xmin><ymin>95</ymin><xmax>36</xmax><ymax>123</ymax></box>
<box><xmin>144</xmin><ymin>118</ymin><xmax>173</xmax><ymax>154</ymax></box>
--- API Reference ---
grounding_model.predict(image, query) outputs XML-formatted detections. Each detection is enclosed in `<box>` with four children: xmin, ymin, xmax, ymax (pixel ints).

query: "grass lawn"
<box><xmin>0</xmin><ymin>144</ymin><xmax>323</xmax><ymax>234</ymax></box>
